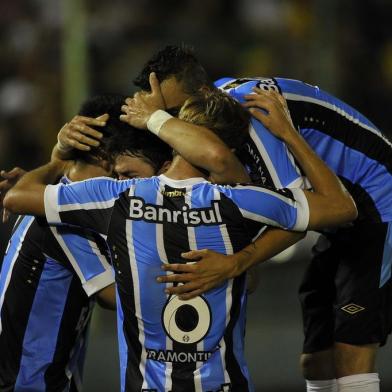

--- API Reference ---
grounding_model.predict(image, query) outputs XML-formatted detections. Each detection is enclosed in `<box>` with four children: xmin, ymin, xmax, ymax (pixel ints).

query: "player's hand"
<box><xmin>54</xmin><ymin>114</ymin><xmax>109</xmax><ymax>159</ymax></box>
<box><xmin>0</xmin><ymin>167</ymin><xmax>26</xmax><ymax>222</ymax></box>
<box><xmin>156</xmin><ymin>249</ymin><xmax>238</xmax><ymax>300</ymax></box>
<box><xmin>120</xmin><ymin>72</ymin><xmax>166</xmax><ymax>129</ymax></box>
<box><xmin>243</xmin><ymin>88</ymin><xmax>295</xmax><ymax>140</ymax></box>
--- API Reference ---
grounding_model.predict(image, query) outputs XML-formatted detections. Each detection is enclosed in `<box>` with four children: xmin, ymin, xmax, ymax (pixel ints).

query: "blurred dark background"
<box><xmin>0</xmin><ymin>0</ymin><xmax>391</xmax><ymax>391</ymax></box>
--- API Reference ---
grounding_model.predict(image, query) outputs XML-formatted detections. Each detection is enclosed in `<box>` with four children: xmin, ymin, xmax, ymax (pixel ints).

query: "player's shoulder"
<box><xmin>215</xmin><ymin>76</ymin><xmax>272</xmax><ymax>94</ymax></box>
<box><xmin>215</xmin><ymin>76</ymin><xmax>316</xmax><ymax>103</ymax></box>
<box><xmin>60</xmin><ymin>176</ymin><xmax>142</xmax><ymax>200</ymax></box>
<box><xmin>273</xmin><ymin>77</ymin><xmax>321</xmax><ymax>96</ymax></box>
<box><xmin>212</xmin><ymin>182</ymin><xmax>258</xmax><ymax>196</ymax></box>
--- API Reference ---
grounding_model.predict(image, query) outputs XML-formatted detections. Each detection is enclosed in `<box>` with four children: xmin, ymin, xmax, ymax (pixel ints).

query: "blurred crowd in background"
<box><xmin>0</xmin><ymin>0</ymin><xmax>391</xmax><ymax>174</ymax></box>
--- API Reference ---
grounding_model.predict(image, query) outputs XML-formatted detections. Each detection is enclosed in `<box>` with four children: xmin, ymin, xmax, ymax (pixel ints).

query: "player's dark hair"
<box><xmin>107</xmin><ymin>129</ymin><xmax>172</xmax><ymax>174</ymax></box>
<box><xmin>76</xmin><ymin>94</ymin><xmax>171</xmax><ymax>172</ymax></box>
<box><xmin>75</xmin><ymin>93</ymin><xmax>129</xmax><ymax>164</ymax></box>
<box><xmin>133</xmin><ymin>45</ymin><xmax>214</xmax><ymax>94</ymax></box>
<box><xmin>178</xmin><ymin>90</ymin><xmax>250</xmax><ymax>149</ymax></box>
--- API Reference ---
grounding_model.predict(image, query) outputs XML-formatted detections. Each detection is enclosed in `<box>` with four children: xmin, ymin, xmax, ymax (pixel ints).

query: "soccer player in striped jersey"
<box><xmin>4</xmin><ymin>89</ymin><xmax>356</xmax><ymax>392</ymax></box>
<box><xmin>128</xmin><ymin>45</ymin><xmax>392</xmax><ymax>392</ymax></box>
<box><xmin>0</xmin><ymin>94</ymin><xmax>133</xmax><ymax>392</ymax></box>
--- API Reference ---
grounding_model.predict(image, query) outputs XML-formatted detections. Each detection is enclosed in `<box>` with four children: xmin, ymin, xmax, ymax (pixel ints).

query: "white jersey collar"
<box><xmin>158</xmin><ymin>174</ymin><xmax>208</xmax><ymax>188</ymax></box>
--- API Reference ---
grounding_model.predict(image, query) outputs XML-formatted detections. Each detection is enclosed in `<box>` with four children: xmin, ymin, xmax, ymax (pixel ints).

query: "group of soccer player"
<box><xmin>0</xmin><ymin>45</ymin><xmax>391</xmax><ymax>392</ymax></box>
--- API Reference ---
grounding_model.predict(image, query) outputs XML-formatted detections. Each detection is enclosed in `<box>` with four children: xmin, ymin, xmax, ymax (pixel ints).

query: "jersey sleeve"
<box><xmin>49</xmin><ymin>225</ymin><xmax>115</xmax><ymax>296</ymax></box>
<box><xmin>222</xmin><ymin>184</ymin><xmax>309</xmax><ymax>231</ymax></box>
<box><xmin>215</xmin><ymin>77</ymin><xmax>307</xmax><ymax>189</ymax></box>
<box><xmin>44</xmin><ymin>177</ymin><xmax>133</xmax><ymax>236</ymax></box>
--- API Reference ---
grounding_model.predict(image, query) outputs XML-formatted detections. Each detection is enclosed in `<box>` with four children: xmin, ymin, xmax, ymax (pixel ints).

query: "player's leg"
<box><xmin>334</xmin><ymin>342</ymin><xmax>378</xmax><ymax>378</ymax></box>
<box><xmin>333</xmin><ymin>342</ymin><xmax>379</xmax><ymax>391</ymax></box>
<box><xmin>333</xmin><ymin>222</ymin><xmax>392</xmax><ymax>392</ymax></box>
<box><xmin>301</xmin><ymin>349</ymin><xmax>335</xmax><ymax>380</ymax></box>
<box><xmin>335</xmin><ymin>347</ymin><xmax>380</xmax><ymax>392</ymax></box>
<box><xmin>299</xmin><ymin>236</ymin><xmax>339</xmax><ymax>391</ymax></box>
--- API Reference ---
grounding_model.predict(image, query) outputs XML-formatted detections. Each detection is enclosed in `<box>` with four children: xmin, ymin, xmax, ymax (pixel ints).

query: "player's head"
<box><xmin>134</xmin><ymin>44</ymin><xmax>214</xmax><ymax>111</ymax></box>
<box><xmin>75</xmin><ymin>93</ymin><xmax>129</xmax><ymax>168</ymax></box>
<box><xmin>107</xmin><ymin>127</ymin><xmax>172</xmax><ymax>179</ymax></box>
<box><xmin>178</xmin><ymin>89</ymin><xmax>250</xmax><ymax>150</ymax></box>
<box><xmin>77</xmin><ymin>94</ymin><xmax>172</xmax><ymax>180</ymax></box>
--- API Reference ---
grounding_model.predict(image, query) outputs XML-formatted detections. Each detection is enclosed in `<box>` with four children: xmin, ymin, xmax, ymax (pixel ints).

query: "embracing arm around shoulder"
<box><xmin>243</xmin><ymin>89</ymin><xmax>357</xmax><ymax>230</ymax></box>
<box><xmin>155</xmin><ymin>89</ymin><xmax>358</xmax><ymax>299</ymax></box>
<box><xmin>158</xmin><ymin>117</ymin><xmax>249</xmax><ymax>183</ymax></box>
<box><xmin>3</xmin><ymin>160</ymin><xmax>69</xmax><ymax>217</ymax></box>
<box><xmin>159</xmin><ymin>227</ymin><xmax>305</xmax><ymax>299</ymax></box>
<box><xmin>120</xmin><ymin>72</ymin><xmax>249</xmax><ymax>184</ymax></box>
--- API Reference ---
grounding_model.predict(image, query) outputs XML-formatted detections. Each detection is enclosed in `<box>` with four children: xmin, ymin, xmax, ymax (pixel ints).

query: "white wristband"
<box><xmin>147</xmin><ymin>110</ymin><xmax>173</xmax><ymax>135</ymax></box>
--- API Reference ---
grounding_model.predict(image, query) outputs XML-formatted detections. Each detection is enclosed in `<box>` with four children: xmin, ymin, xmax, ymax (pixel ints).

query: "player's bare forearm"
<box><xmin>0</xmin><ymin>167</ymin><xmax>26</xmax><ymax>206</ymax></box>
<box><xmin>3</xmin><ymin>160</ymin><xmax>69</xmax><ymax>216</ymax></box>
<box><xmin>235</xmin><ymin>228</ymin><xmax>305</xmax><ymax>274</ymax></box>
<box><xmin>160</xmin><ymin>118</ymin><xmax>249</xmax><ymax>183</ymax></box>
<box><xmin>0</xmin><ymin>167</ymin><xmax>27</xmax><ymax>222</ymax></box>
<box><xmin>120</xmin><ymin>72</ymin><xmax>249</xmax><ymax>183</ymax></box>
<box><xmin>158</xmin><ymin>228</ymin><xmax>305</xmax><ymax>299</ymax></box>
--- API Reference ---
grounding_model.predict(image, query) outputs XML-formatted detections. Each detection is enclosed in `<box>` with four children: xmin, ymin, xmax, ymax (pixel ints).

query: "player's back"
<box><xmin>276</xmin><ymin>77</ymin><xmax>392</xmax><ymax>223</ymax></box>
<box><xmin>218</xmin><ymin>77</ymin><xmax>392</xmax><ymax>223</ymax></box>
<box><xmin>45</xmin><ymin>172</ymin><xmax>309</xmax><ymax>391</ymax></box>
<box><xmin>108</xmin><ymin>175</ymin><xmax>256</xmax><ymax>392</ymax></box>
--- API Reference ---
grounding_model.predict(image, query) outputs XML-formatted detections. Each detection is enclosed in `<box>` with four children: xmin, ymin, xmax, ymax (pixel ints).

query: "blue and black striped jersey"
<box><xmin>216</xmin><ymin>77</ymin><xmax>392</xmax><ymax>223</ymax></box>
<box><xmin>0</xmin><ymin>180</ymin><xmax>114</xmax><ymax>391</ymax></box>
<box><xmin>44</xmin><ymin>174</ymin><xmax>309</xmax><ymax>392</ymax></box>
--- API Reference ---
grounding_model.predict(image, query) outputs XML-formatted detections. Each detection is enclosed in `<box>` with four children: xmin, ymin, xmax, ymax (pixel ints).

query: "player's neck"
<box><xmin>65</xmin><ymin>161</ymin><xmax>111</xmax><ymax>182</ymax></box>
<box><xmin>163</xmin><ymin>156</ymin><xmax>208</xmax><ymax>181</ymax></box>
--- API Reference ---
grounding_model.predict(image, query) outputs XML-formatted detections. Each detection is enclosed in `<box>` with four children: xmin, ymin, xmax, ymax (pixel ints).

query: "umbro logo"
<box><xmin>341</xmin><ymin>303</ymin><xmax>365</xmax><ymax>315</ymax></box>
<box><xmin>161</xmin><ymin>190</ymin><xmax>186</xmax><ymax>197</ymax></box>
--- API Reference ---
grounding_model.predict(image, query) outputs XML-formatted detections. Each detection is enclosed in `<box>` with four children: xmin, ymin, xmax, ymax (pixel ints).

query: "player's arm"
<box><xmin>158</xmin><ymin>228</ymin><xmax>305</xmax><ymax>299</ymax></box>
<box><xmin>243</xmin><ymin>88</ymin><xmax>357</xmax><ymax>230</ymax></box>
<box><xmin>3</xmin><ymin>160</ymin><xmax>69</xmax><ymax>216</ymax></box>
<box><xmin>51</xmin><ymin>114</ymin><xmax>108</xmax><ymax>161</ymax></box>
<box><xmin>158</xmin><ymin>90</ymin><xmax>357</xmax><ymax>298</ymax></box>
<box><xmin>120</xmin><ymin>72</ymin><xmax>249</xmax><ymax>183</ymax></box>
<box><xmin>0</xmin><ymin>167</ymin><xmax>26</xmax><ymax>222</ymax></box>
<box><xmin>4</xmin><ymin>161</ymin><xmax>128</xmax><ymax>234</ymax></box>
<box><xmin>96</xmin><ymin>284</ymin><xmax>116</xmax><ymax>311</ymax></box>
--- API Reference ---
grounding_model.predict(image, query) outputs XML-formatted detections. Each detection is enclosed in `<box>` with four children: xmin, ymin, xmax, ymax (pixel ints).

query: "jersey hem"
<box><xmin>83</xmin><ymin>269</ymin><xmax>114</xmax><ymax>297</ymax></box>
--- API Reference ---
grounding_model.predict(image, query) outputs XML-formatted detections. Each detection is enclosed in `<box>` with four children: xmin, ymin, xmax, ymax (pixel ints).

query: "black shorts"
<box><xmin>299</xmin><ymin>221</ymin><xmax>392</xmax><ymax>353</ymax></box>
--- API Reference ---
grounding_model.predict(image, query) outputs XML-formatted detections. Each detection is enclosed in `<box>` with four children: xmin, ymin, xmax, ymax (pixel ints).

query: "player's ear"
<box><xmin>99</xmin><ymin>159</ymin><xmax>114</xmax><ymax>176</ymax></box>
<box><xmin>157</xmin><ymin>160</ymin><xmax>172</xmax><ymax>175</ymax></box>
